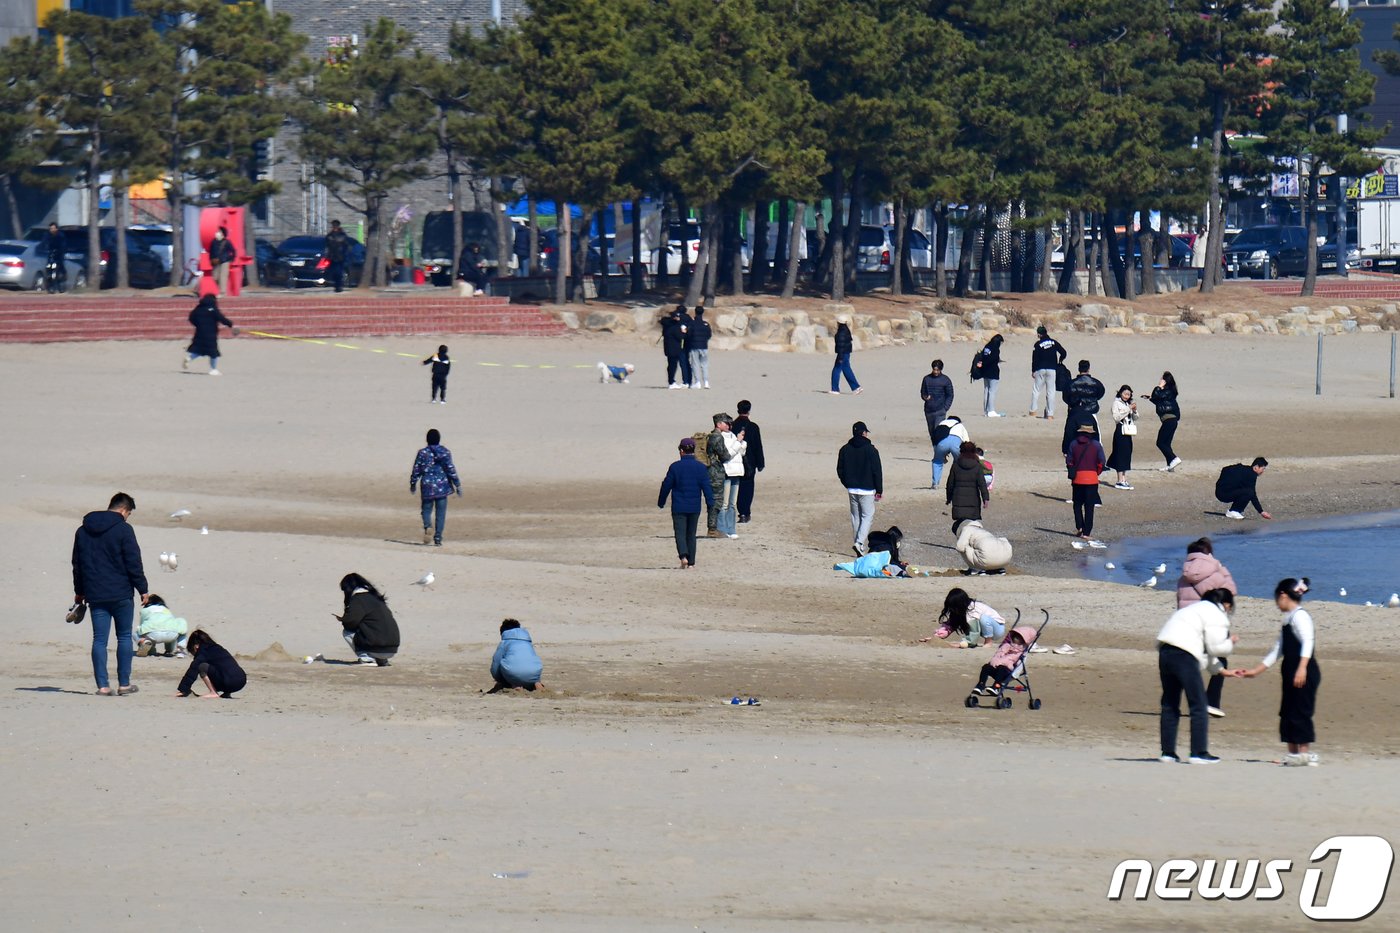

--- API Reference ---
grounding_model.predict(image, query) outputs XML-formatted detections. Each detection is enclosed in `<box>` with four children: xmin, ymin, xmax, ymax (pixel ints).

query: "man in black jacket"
<box><xmin>920</xmin><ymin>359</ymin><xmax>955</xmax><ymax>444</ymax></box>
<box><xmin>1061</xmin><ymin>360</ymin><xmax>1105</xmax><ymax>454</ymax></box>
<box><xmin>1030</xmin><ymin>325</ymin><xmax>1067</xmax><ymax>419</ymax></box>
<box><xmin>72</xmin><ymin>492</ymin><xmax>150</xmax><ymax>695</ymax></box>
<box><xmin>837</xmin><ymin>421</ymin><xmax>883</xmax><ymax>556</ymax></box>
<box><xmin>1216</xmin><ymin>457</ymin><xmax>1272</xmax><ymax>520</ymax></box>
<box><xmin>661</xmin><ymin>305</ymin><xmax>688</xmax><ymax>388</ymax></box>
<box><xmin>732</xmin><ymin>399</ymin><xmax>765</xmax><ymax>522</ymax></box>
<box><xmin>686</xmin><ymin>306</ymin><xmax>712</xmax><ymax>388</ymax></box>
<box><xmin>325</xmin><ymin>220</ymin><xmax>349</xmax><ymax>292</ymax></box>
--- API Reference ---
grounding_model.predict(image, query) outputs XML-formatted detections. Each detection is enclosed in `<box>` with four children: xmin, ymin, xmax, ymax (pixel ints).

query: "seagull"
<box><xmin>1071</xmin><ymin>541</ymin><xmax>1086</xmax><ymax>550</ymax></box>
<box><xmin>1140</xmin><ymin>575</ymin><xmax>1158</xmax><ymax>589</ymax></box>
<box><xmin>1388</xmin><ymin>593</ymin><xmax>1400</xmax><ymax>609</ymax></box>
<box><xmin>1153</xmin><ymin>563</ymin><xmax>1167</xmax><ymax>575</ymax></box>
<box><xmin>166</xmin><ymin>552</ymin><xmax>178</xmax><ymax>571</ymax></box>
<box><xmin>1339</xmin><ymin>588</ymin><xmax>1347</xmax><ymax>597</ymax></box>
<box><xmin>1366</xmin><ymin>601</ymin><xmax>1375</xmax><ymax>607</ymax></box>
<box><xmin>1104</xmin><ymin>562</ymin><xmax>1116</xmax><ymax>570</ymax></box>
<box><xmin>169</xmin><ymin>509</ymin><xmax>192</xmax><ymax>521</ymax></box>
<box><xmin>412</xmin><ymin>571</ymin><xmax>435</xmax><ymax>590</ymax></box>
<box><xmin>159</xmin><ymin>552</ymin><xmax>169</xmax><ymax>568</ymax></box>
<box><xmin>200</xmin><ymin>525</ymin><xmax>209</xmax><ymax>535</ymax></box>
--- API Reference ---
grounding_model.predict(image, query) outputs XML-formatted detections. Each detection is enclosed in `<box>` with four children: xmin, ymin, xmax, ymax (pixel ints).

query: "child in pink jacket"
<box><xmin>1175</xmin><ymin>537</ymin><xmax>1238</xmax><ymax>718</ymax></box>
<box><xmin>971</xmin><ymin>625</ymin><xmax>1037</xmax><ymax>695</ymax></box>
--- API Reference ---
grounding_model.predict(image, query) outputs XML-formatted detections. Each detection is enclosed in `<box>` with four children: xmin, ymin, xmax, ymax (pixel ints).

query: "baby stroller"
<box><xmin>964</xmin><ymin>609</ymin><xmax>1050</xmax><ymax>710</ymax></box>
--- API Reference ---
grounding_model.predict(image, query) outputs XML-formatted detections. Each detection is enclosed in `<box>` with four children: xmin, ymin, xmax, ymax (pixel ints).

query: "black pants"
<box><xmin>737</xmin><ymin>470</ymin><xmax>756</xmax><ymax>518</ymax></box>
<box><xmin>924</xmin><ymin>409</ymin><xmax>947</xmax><ymax>445</ymax></box>
<box><xmin>671</xmin><ymin>511</ymin><xmax>699</xmax><ymax>565</ymax></box>
<box><xmin>1206</xmin><ymin>671</ymin><xmax>1226</xmax><ymax>708</ymax></box>
<box><xmin>199</xmin><ymin>662</ymin><xmax>247</xmax><ymax>697</ymax></box>
<box><xmin>977</xmin><ymin>664</ymin><xmax>1013</xmax><ymax>687</ymax></box>
<box><xmin>666</xmin><ymin>354</ymin><xmax>685</xmax><ymax>386</ymax></box>
<box><xmin>1156</xmin><ymin>418</ymin><xmax>1179</xmax><ymax>464</ymax></box>
<box><xmin>1159</xmin><ymin>644</ymin><xmax>1209</xmax><ymax>758</ymax></box>
<box><xmin>431</xmin><ymin>374</ymin><xmax>447</xmax><ymax>401</ymax></box>
<box><xmin>1071</xmin><ymin>484</ymin><xmax>1097</xmax><ymax>537</ymax></box>
<box><xmin>1279</xmin><ymin>658</ymin><xmax>1321</xmax><ymax>744</ymax></box>
<box><xmin>1061</xmin><ymin>410</ymin><xmax>1097</xmax><ymax>455</ymax></box>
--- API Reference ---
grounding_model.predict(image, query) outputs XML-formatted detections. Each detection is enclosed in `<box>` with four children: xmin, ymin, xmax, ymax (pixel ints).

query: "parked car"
<box><xmin>263</xmin><ymin>234</ymin><xmax>366</xmax><ymax>288</ymax></box>
<box><xmin>855</xmin><ymin>225</ymin><xmax>935</xmax><ymax>272</ymax></box>
<box><xmin>420</xmin><ymin>210</ymin><xmax>499</xmax><ymax>285</ymax></box>
<box><xmin>1223</xmin><ymin>225</ymin><xmax>1311</xmax><ymax>278</ymax></box>
<box><xmin>26</xmin><ymin>225</ymin><xmax>168</xmax><ymax>288</ymax></box>
<box><xmin>128</xmin><ymin>224</ymin><xmax>173</xmax><ymax>273</ymax></box>
<box><xmin>541</xmin><ymin>229</ymin><xmax>601</xmax><ymax>275</ymax></box>
<box><xmin>648</xmin><ymin>221</ymin><xmax>702</xmax><ymax>275</ymax></box>
<box><xmin>253</xmin><ymin>238</ymin><xmax>279</xmax><ymax>282</ymax></box>
<box><xmin>1318</xmin><ymin>241</ymin><xmax>1368</xmax><ymax>273</ymax></box>
<box><xmin>0</xmin><ymin>238</ymin><xmax>86</xmax><ymax>291</ymax></box>
<box><xmin>1132</xmin><ymin>234</ymin><xmax>1196</xmax><ymax>269</ymax></box>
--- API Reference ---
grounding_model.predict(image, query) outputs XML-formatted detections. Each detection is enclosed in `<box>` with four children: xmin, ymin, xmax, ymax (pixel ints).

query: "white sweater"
<box><xmin>1262</xmin><ymin>608</ymin><xmax>1315</xmax><ymax>667</ymax></box>
<box><xmin>721</xmin><ymin>431</ymin><xmax>747</xmax><ymax>478</ymax></box>
<box><xmin>1156</xmin><ymin>601</ymin><xmax>1234</xmax><ymax>669</ymax></box>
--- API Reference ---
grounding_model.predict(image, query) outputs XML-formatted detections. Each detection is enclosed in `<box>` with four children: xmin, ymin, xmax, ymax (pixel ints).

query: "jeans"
<box><xmin>515</xmin><ymin>257</ymin><xmax>529</xmax><ymax>277</ymax></box>
<box><xmin>831</xmin><ymin>354</ymin><xmax>859</xmax><ymax>392</ymax></box>
<box><xmin>737</xmin><ymin>471</ymin><xmax>756</xmax><ymax>518</ymax></box>
<box><xmin>344</xmin><ymin>630</ymin><xmax>369</xmax><ymax>660</ymax></box>
<box><xmin>671</xmin><ymin>511</ymin><xmax>700</xmax><ymax>564</ymax></box>
<box><xmin>187</xmin><ymin>352</ymin><xmax>219</xmax><ymax>371</ymax></box>
<box><xmin>421</xmin><ymin>497</ymin><xmax>447</xmax><ymax>543</ymax></box>
<box><xmin>688</xmin><ymin>349</ymin><xmax>709</xmax><ymax>386</ymax></box>
<box><xmin>721</xmin><ymin>477</ymin><xmax>740</xmax><ymax>513</ymax></box>
<box><xmin>924</xmin><ymin>409</ymin><xmax>948</xmax><ymax>445</ymax></box>
<box><xmin>1031</xmin><ymin>369</ymin><xmax>1056</xmax><ymax>416</ymax></box>
<box><xmin>1159</xmin><ymin>644</ymin><xmax>1210</xmax><ymax>758</ymax></box>
<box><xmin>90</xmin><ymin>598</ymin><xmax>135</xmax><ymax>689</ymax></box>
<box><xmin>982</xmin><ymin>378</ymin><xmax>999</xmax><ymax>414</ymax></box>
<box><xmin>848</xmin><ymin>492</ymin><xmax>876</xmax><ymax>552</ymax></box>
<box><xmin>1071</xmin><ymin>484</ymin><xmax>1097</xmax><ymax>537</ymax></box>
<box><xmin>931</xmin><ymin>435</ymin><xmax>963</xmax><ymax>486</ymax></box>
<box><xmin>141</xmin><ymin>631</ymin><xmax>187</xmax><ymax>654</ymax></box>
<box><xmin>978</xmin><ymin>614</ymin><xmax>1006</xmax><ymax>640</ymax></box>
<box><xmin>1156</xmin><ymin>419</ymin><xmax>1179</xmax><ymax>464</ymax></box>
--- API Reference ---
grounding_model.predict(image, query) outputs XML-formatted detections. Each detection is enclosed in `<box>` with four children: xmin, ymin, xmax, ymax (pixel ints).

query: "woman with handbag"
<box><xmin>1107</xmin><ymin>385</ymin><xmax>1137</xmax><ymax>490</ymax></box>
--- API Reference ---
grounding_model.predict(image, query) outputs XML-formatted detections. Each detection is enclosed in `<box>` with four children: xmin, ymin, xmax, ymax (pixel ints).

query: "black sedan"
<box><xmin>263</xmin><ymin>235</ymin><xmax>366</xmax><ymax>288</ymax></box>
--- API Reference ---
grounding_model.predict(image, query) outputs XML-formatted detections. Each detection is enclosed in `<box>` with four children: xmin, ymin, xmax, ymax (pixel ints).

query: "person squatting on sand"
<box><xmin>1176</xmin><ymin>537</ymin><xmax>1238</xmax><ymax>719</ymax></box>
<box><xmin>410</xmin><ymin>429</ymin><xmax>462</xmax><ymax>548</ymax></box>
<box><xmin>1233</xmin><ymin>578</ymin><xmax>1323</xmax><ymax>767</ymax></box>
<box><xmin>952</xmin><ymin>519</ymin><xmax>1012</xmax><ymax>575</ymax></box>
<box><xmin>422</xmin><ymin>345</ymin><xmax>451</xmax><ymax>403</ymax></box>
<box><xmin>921</xmin><ymin>588</ymin><xmax>1008</xmax><ymax>648</ymax></box>
<box><xmin>1216</xmin><ymin>457</ymin><xmax>1272</xmax><ymax>521</ymax></box>
<box><xmin>489</xmin><ymin>619</ymin><xmax>544</xmax><ymax>692</ymax></box>
<box><xmin>1156</xmin><ymin>588</ymin><xmax>1237</xmax><ymax>764</ymax></box>
<box><xmin>336</xmin><ymin>573</ymin><xmax>400</xmax><ymax>666</ymax></box>
<box><xmin>658</xmin><ymin>436</ymin><xmax>714</xmax><ymax>569</ymax></box>
<box><xmin>837</xmin><ymin>421</ymin><xmax>883</xmax><ymax>556</ymax></box>
<box><xmin>72</xmin><ymin>491</ymin><xmax>149</xmax><ymax>697</ymax></box>
<box><xmin>970</xmin><ymin>626</ymin><xmax>1037</xmax><ymax>695</ymax></box>
<box><xmin>136</xmin><ymin>595</ymin><xmax>189</xmax><ymax>658</ymax></box>
<box><xmin>175</xmin><ymin>629</ymin><xmax>246</xmax><ymax>698</ymax></box>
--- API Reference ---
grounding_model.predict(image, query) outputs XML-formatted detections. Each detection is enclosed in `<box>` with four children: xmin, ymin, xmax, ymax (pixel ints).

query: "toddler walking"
<box><xmin>422</xmin><ymin>345</ymin><xmax>451</xmax><ymax>404</ymax></box>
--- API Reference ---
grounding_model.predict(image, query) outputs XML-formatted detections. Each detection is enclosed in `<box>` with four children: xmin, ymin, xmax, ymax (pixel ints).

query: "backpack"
<box><xmin>932</xmin><ymin>422</ymin><xmax>952</xmax><ymax>444</ymax></box>
<box><xmin>970</xmin><ymin>352</ymin><xmax>984</xmax><ymax>382</ymax></box>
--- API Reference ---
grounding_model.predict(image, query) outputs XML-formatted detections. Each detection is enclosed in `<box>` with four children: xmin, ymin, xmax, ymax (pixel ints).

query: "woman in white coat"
<box><xmin>1156</xmin><ymin>588</ymin><xmax>1237</xmax><ymax>764</ymax></box>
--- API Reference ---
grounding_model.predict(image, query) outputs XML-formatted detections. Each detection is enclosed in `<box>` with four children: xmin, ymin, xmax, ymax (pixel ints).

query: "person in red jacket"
<box><xmin>1066</xmin><ymin>423</ymin><xmax>1106</xmax><ymax>544</ymax></box>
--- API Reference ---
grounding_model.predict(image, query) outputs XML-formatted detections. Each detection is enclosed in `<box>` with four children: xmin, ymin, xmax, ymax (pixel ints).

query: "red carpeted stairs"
<box><xmin>1251</xmin><ymin>276</ymin><xmax>1400</xmax><ymax>300</ymax></box>
<box><xmin>0</xmin><ymin>293</ymin><xmax>567</xmax><ymax>343</ymax></box>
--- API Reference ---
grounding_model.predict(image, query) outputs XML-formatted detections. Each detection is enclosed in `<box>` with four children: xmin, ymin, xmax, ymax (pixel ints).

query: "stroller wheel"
<box><xmin>997</xmin><ymin>696</ymin><xmax>1012</xmax><ymax>710</ymax></box>
<box><xmin>1031</xmin><ymin>698</ymin><xmax>1042</xmax><ymax>710</ymax></box>
<box><xmin>965</xmin><ymin>695</ymin><xmax>978</xmax><ymax>708</ymax></box>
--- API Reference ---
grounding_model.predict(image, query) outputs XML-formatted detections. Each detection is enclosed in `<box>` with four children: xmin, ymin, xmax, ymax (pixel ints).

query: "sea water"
<box><xmin>1079</xmin><ymin>510</ymin><xmax>1400</xmax><ymax>606</ymax></box>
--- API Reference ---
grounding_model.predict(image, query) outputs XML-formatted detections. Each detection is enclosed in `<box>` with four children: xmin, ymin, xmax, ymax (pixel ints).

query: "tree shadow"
<box><xmin>15</xmin><ymin>686</ymin><xmax>91</xmax><ymax>695</ymax></box>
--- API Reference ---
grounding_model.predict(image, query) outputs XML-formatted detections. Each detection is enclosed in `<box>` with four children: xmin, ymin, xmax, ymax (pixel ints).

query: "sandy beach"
<box><xmin>2</xmin><ymin>326</ymin><xmax>1398</xmax><ymax>930</ymax></box>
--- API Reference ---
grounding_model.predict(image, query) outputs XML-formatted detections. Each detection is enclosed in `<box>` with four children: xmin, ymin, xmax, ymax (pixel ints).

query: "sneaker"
<box><xmin>853</xmin><ymin>387</ymin><xmax>863</xmax><ymax>395</ymax></box>
<box><xmin>1089</xmin><ymin>541</ymin><xmax>1108</xmax><ymax>549</ymax></box>
<box><xmin>829</xmin><ymin>390</ymin><xmax>840</xmax><ymax>395</ymax></box>
<box><xmin>423</xmin><ymin>527</ymin><xmax>432</xmax><ymax>545</ymax></box>
<box><xmin>707</xmin><ymin>529</ymin><xmax>722</xmax><ymax>538</ymax></box>
<box><xmin>135</xmin><ymin>640</ymin><xmax>154</xmax><ymax>658</ymax></box>
<box><xmin>1306</xmin><ymin>753</ymin><xmax>1320</xmax><ymax>767</ymax></box>
<box><xmin>1114</xmin><ymin>483</ymin><xmax>1134</xmax><ymax>490</ymax></box>
<box><xmin>1207</xmin><ymin>706</ymin><xmax>1225</xmax><ymax>718</ymax></box>
<box><xmin>208</xmin><ymin>369</ymin><xmax>221</xmax><ymax>376</ymax></box>
<box><xmin>1225</xmin><ymin>510</ymin><xmax>1244</xmax><ymax>520</ymax></box>
<box><xmin>669</xmin><ymin>383</ymin><xmax>682</xmax><ymax>390</ymax></box>
<box><xmin>703</xmin><ymin>382</ymin><xmax>711</xmax><ymax>389</ymax></box>
<box><xmin>1159</xmin><ymin>754</ymin><xmax>1180</xmax><ymax>764</ymax></box>
<box><xmin>1188</xmin><ymin>754</ymin><xmax>1221</xmax><ymax>764</ymax></box>
<box><xmin>689</xmin><ymin>383</ymin><xmax>700</xmax><ymax>389</ymax></box>
<box><xmin>358</xmin><ymin>656</ymin><xmax>377</xmax><ymax>665</ymax></box>
<box><xmin>1167</xmin><ymin>457</ymin><xmax>1182</xmax><ymax>471</ymax></box>
<box><xmin>174</xmin><ymin>650</ymin><xmax>186</xmax><ymax>659</ymax></box>
<box><xmin>433</xmin><ymin>539</ymin><xmax>442</xmax><ymax>547</ymax></box>
<box><xmin>726</xmin><ymin>533</ymin><xmax>738</xmax><ymax>539</ymax></box>
<box><xmin>986</xmin><ymin>411</ymin><xmax>1002</xmax><ymax>418</ymax></box>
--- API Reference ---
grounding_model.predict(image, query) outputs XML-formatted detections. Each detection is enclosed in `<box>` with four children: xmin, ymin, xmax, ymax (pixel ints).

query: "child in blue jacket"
<box><xmin>490</xmin><ymin>619</ymin><xmax>544</xmax><ymax>692</ymax></box>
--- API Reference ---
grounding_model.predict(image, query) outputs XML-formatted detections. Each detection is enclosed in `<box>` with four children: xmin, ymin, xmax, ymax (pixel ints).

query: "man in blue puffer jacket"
<box><xmin>72</xmin><ymin>492</ymin><xmax>150</xmax><ymax>696</ymax></box>
<box><xmin>658</xmin><ymin>436</ymin><xmax>716</xmax><ymax>569</ymax></box>
<box><xmin>490</xmin><ymin>619</ymin><xmax>544</xmax><ymax>691</ymax></box>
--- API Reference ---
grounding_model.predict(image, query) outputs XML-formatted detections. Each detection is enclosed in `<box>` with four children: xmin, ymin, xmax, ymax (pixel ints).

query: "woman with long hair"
<box><xmin>336</xmin><ymin>573</ymin><xmax>400</xmax><ymax>666</ymax></box>
<box><xmin>920</xmin><ymin>587</ymin><xmax>1007</xmax><ymax>648</ymax></box>
<box><xmin>1146</xmin><ymin>371</ymin><xmax>1181</xmax><ymax>471</ymax></box>
<box><xmin>1106</xmin><ymin>384</ymin><xmax>1136</xmax><ymax>489</ymax></box>
<box><xmin>1234</xmin><ymin>578</ymin><xmax>1321</xmax><ymax>767</ymax></box>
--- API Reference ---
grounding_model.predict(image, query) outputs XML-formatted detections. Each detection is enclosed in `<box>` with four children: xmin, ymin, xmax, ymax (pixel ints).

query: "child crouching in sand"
<box><xmin>136</xmin><ymin>595</ymin><xmax>189</xmax><ymax>658</ymax></box>
<box><xmin>175</xmin><ymin>630</ymin><xmax>246</xmax><ymax>699</ymax></box>
<box><xmin>489</xmin><ymin>619</ymin><xmax>544</xmax><ymax>692</ymax></box>
<box><xmin>970</xmin><ymin>626</ymin><xmax>1036</xmax><ymax>695</ymax></box>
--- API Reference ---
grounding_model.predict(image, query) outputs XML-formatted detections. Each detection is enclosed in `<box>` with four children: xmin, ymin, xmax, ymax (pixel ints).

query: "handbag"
<box><xmin>1121</xmin><ymin>418</ymin><xmax>1138</xmax><ymax>436</ymax></box>
<box><xmin>65</xmin><ymin>601</ymin><xmax>87</xmax><ymax>624</ymax></box>
<box><xmin>716</xmin><ymin>507</ymin><xmax>737</xmax><ymax>537</ymax></box>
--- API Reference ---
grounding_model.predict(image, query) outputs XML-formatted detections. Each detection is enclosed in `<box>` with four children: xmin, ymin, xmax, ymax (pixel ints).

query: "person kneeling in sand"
<box><xmin>952</xmin><ymin>519</ymin><xmax>1011</xmax><ymax>575</ymax></box>
<box><xmin>336</xmin><ymin>573</ymin><xmax>400</xmax><ymax>666</ymax></box>
<box><xmin>175</xmin><ymin>630</ymin><xmax>246</xmax><ymax>699</ymax></box>
<box><xmin>921</xmin><ymin>587</ymin><xmax>1007</xmax><ymax>648</ymax></box>
<box><xmin>489</xmin><ymin>619</ymin><xmax>544</xmax><ymax>692</ymax></box>
<box><xmin>136</xmin><ymin>594</ymin><xmax>189</xmax><ymax>658</ymax></box>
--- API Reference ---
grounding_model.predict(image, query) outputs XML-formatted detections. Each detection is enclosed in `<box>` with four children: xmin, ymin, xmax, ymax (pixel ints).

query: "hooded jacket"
<box><xmin>1157</xmin><ymin>600</ymin><xmax>1234</xmax><ymax>669</ymax></box>
<box><xmin>410</xmin><ymin>444</ymin><xmax>462</xmax><ymax>500</ymax></box>
<box><xmin>658</xmin><ymin>454</ymin><xmax>715</xmax><ymax>514</ymax></box>
<box><xmin>972</xmin><ymin>336</ymin><xmax>1003</xmax><ymax>381</ymax></box>
<box><xmin>945</xmin><ymin>454</ymin><xmax>988</xmax><ymax>520</ymax></box>
<box><xmin>491</xmin><ymin>626</ymin><xmax>544</xmax><ymax>687</ymax></box>
<box><xmin>187</xmin><ymin>296</ymin><xmax>234</xmax><ymax>358</ymax></box>
<box><xmin>955</xmin><ymin>520</ymin><xmax>1013</xmax><ymax>571</ymax></box>
<box><xmin>989</xmin><ymin>625</ymin><xmax>1038</xmax><ymax>671</ymax></box>
<box><xmin>341</xmin><ymin>591</ymin><xmax>401</xmax><ymax>655</ymax></box>
<box><xmin>1176</xmin><ymin>553</ymin><xmax>1237</xmax><ymax>608</ymax></box>
<box><xmin>660</xmin><ymin>316</ymin><xmax>686</xmax><ymax>356</ymax></box>
<box><xmin>837</xmin><ymin>435</ymin><xmax>882</xmax><ymax>494</ymax></box>
<box><xmin>834</xmin><ymin>323</ymin><xmax>853</xmax><ymax>355</ymax></box>
<box><xmin>1065</xmin><ymin>373</ymin><xmax>1105</xmax><ymax>413</ymax></box>
<box><xmin>72</xmin><ymin>510</ymin><xmax>148</xmax><ymax>603</ymax></box>
<box><xmin>1066</xmin><ymin>434</ymin><xmax>1106</xmax><ymax>484</ymax></box>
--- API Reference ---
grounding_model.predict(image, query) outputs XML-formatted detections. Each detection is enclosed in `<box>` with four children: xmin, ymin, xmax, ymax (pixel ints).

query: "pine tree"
<box><xmin>0</xmin><ymin>38</ymin><xmax>61</xmax><ymax>239</ymax></box>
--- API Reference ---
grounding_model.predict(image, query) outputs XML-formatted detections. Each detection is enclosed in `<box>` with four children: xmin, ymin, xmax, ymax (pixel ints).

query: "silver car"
<box><xmin>0</xmin><ymin>239</ymin><xmax>86</xmax><ymax>291</ymax></box>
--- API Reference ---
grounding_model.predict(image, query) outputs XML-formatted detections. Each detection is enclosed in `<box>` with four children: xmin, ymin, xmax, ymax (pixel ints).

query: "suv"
<box><xmin>1223</xmin><ymin>225</ymin><xmax>1310</xmax><ymax>278</ymax></box>
<box><xmin>857</xmin><ymin>225</ymin><xmax>934</xmax><ymax>272</ymax></box>
<box><xmin>26</xmin><ymin>226</ymin><xmax>168</xmax><ymax>288</ymax></box>
<box><xmin>420</xmin><ymin>210</ymin><xmax>499</xmax><ymax>285</ymax></box>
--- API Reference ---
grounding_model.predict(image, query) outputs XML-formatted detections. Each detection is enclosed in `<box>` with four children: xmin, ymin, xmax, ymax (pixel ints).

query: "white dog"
<box><xmin>598</xmin><ymin>362</ymin><xmax>635</xmax><ymax>384</ymax></box>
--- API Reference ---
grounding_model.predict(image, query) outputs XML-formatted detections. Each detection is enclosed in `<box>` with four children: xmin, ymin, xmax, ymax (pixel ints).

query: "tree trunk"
<box><xmin>842</xmin><ymin>170</ymin><xmax>861</xmax><ymax>293</ymax></box>
<box><xmin>1138</xmin><ymin>208</ymin><xmax>1157</xmax><ymax>296</ymax></box>
<box><xmin>1200</xmin><ymin>85</ymin><xmax>1226</xmax><ymax>293</ymax></box>
<box><xmin>978</xmin><ymin>206</ymin><xmax>994</xmax><ymax>296</ymax></box>
<box><xmin>827</xmin><ymin>175</ymin><xmax>845</xmax><ymax>300</ymax></box>
<box><xmin>773</xmin><ymin>199</ymin><xmax>790</xmax><ymax>292</ymax></box>
<box><xmin>362</xmin><ymin>193</ymin><xmax>383</xmax><ymax>289</ymax></box>
<box><xmin>553</xmin><ymin>202</ymin><xmax>568</xmax><ymax>305</ymax></box>
<box><xmin>934</xmin><ymin>202</ymin><xmax>949</xmax><ymax>298</ymax></box>
<box><xmin>630</xmin><ymin>197</ymin><xmax>643</xmax><ymax>295</ymax></box>
<box><xmin>683</xmin><ymin>201</ymin><xmax>713</xmax><ymax>307</ymax></box>
<box><xmin>1039</xmin><ymin>221</ymin><xmax>1056</xmax><ymax>292</ymax></box>
<box><xmin>1302</xmin><ymin>165</ymin><xmax>1319</xmax><ymax>297</ymax></box>
<box><xmin>1087</xmin><ymin>215</ymin><xmax>1100</xmax><ymax>297</ymax></box>
<box><xmin>1058</xmin><ymin>213</ymin><xmax>1080</xmax><ymax>294</ymax></box>
<box><xmin>655</xmin><ymin>198</ymin><xmax>670</xmax><ymax>291</ymax></box>
<box><xmin>703</xmin><ymin>211</ymin><xmax>719</xmax><ymax>303</ymax></box>
<box><xmin>492</xmin><ymin>176</ymin><xmax>510</xmax><ymax>289</ymax></box>
<box><xmin>750</xmin><ymin>200</ymin><xmax>770</xmax><ymax>291</ymax></box>
<box><xmin>954</xmin><ymin>207</ymin><xmax>976</xmax><ymax>297</ymax></box>
<box><xmin>781</xmin><ymin>200</ymin><xmax>805</xmax><ymax>299</ymax></box>
<box><xmin>448</xmin><ymin>144</ymin><xmax>462</xmax><ymax>288</ymax></box>
<box><xmin>86</xmin><ymin>141</ymin><xmax>102</xmax><ymax>290</ymax></box>
<box><xmin>527</xmin><ymin>196</ymin><xmax>538</xmax><ymax>279</ymax></box>
<box><xmin>1109</xmin><ymin>211</ymin><xmax>1133</xmax><ymax>302</ymax></box>
<box><xmin>677</xmin><ymin>196</ymin><xmax>692</xmax><ymax>287</ymax></box>
<box><xmin>0</xmin><ymin>174</ymin><xmax>19</xmax><ymax>238</ymax></box>
<box><xmin>594</xmin><ymin>209</ymin><xmax>609</xmax><ymax>299</ymax></box>
<box><xmin>241</xmin><ymin>208</ymin><xmax>258</xmax><ymax>288</ymax></box>
<box><xmin>572</xmin><ymin>207</ymin><xmax>593</xmax><ymax>303</ymax></box>
<box><xmin>890</xmin><ymin>198</ymin><xmax>905</xmax><ymax>295</ymax></box>
<box><xmin>728</xmin><ymin>204</ymin><xmax>745</xmax><ymax>297</ymax></box>
<box><xmin>115</xmin><ymin>175</ymin><xmax>129</xmax><ymax>289</ymax></box>
<box><xmin>900</xmin><ymin>207</ymin><xmax>917</xmax><ymax>293</ymax></box>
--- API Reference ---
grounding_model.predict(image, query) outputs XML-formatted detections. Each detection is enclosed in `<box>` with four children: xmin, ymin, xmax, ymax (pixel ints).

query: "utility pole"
<box><xmin>1337</xmin><ymin>0</ymin><xmax>1351</xmax><ymax>278</ymax></box>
